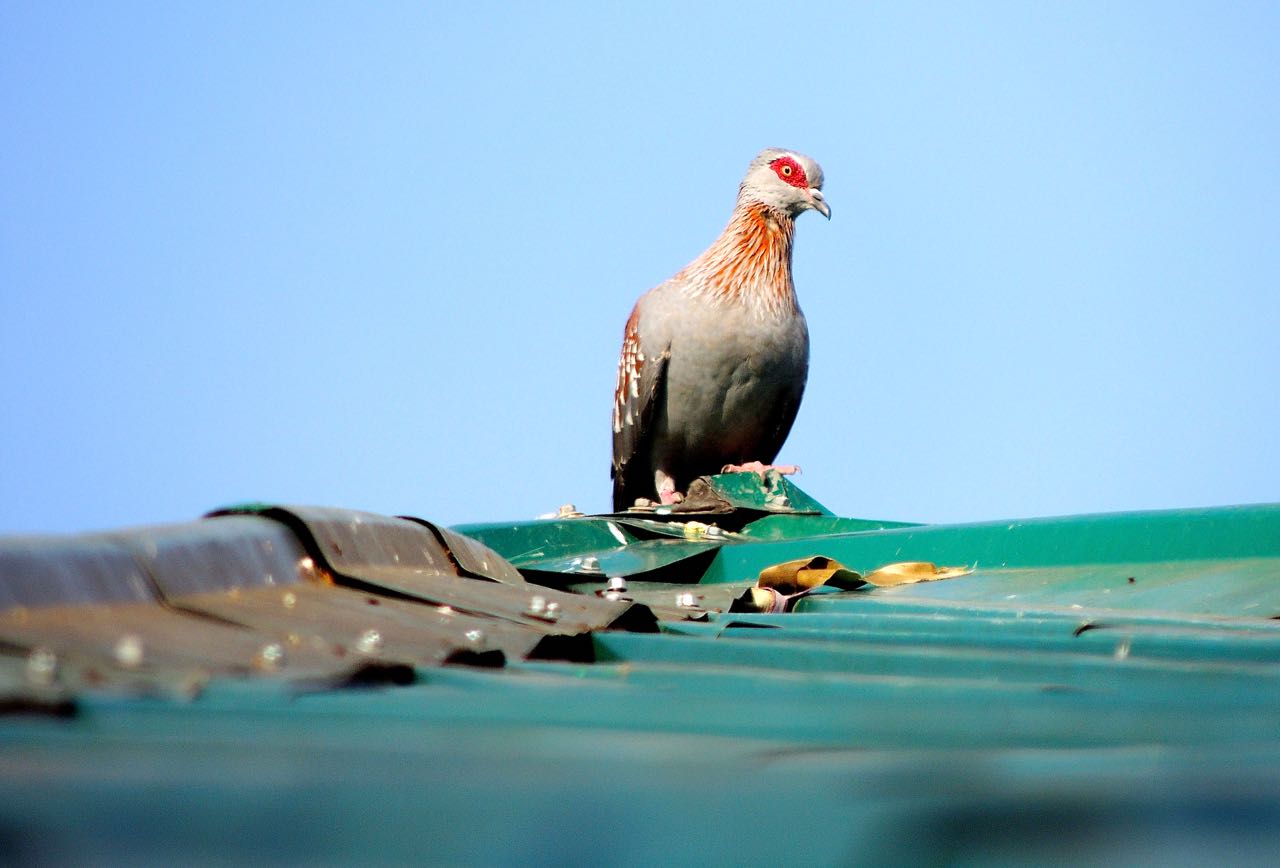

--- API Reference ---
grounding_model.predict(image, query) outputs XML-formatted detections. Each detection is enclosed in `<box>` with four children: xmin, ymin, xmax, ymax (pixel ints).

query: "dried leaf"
<box><xmin>733</xmin><ymin>587</ymin><xmax>787</xmax><ymax>614</ymax></box>
<box><xmin>756</xmin><ymin>556</ymin><xmax>865</xmax><ymax>595</ymax></box>
<box><xmin>862</xmin><ymin>561</ymin><xmax>972</xmax><ymax>587</ymax></box>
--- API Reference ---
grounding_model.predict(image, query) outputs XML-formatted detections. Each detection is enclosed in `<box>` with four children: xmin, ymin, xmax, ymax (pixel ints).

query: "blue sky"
<box><xmin>2</xmin><ymin>2</ymin><xmax>1277</xmax><ymax>534</ymax></box>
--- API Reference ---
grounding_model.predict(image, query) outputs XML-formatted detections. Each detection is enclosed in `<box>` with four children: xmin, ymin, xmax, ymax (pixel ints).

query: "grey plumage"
<box><xmin>611</xmin><ymin>149</ymin><xmax>829</xmax><ymax>510</ymax></box>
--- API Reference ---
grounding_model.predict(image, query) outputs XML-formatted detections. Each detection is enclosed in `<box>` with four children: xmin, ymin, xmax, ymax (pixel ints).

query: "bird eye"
<box><xmin>770</xmin><ymin>156</ymin><xmax>807</xmax><ymax>187</ymax></box>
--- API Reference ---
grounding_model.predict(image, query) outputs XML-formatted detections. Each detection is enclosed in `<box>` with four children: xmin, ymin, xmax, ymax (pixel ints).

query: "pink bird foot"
<box><xmin>656</xmin><ymin>471</ymin><xmax>684</xmax><ymax>505</ymax></box>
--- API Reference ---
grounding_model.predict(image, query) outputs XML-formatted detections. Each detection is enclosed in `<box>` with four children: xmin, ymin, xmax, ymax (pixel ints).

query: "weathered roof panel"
<box><xmin>2</xmin><ymin>475</ymin><xmax>1278</xmax><ymax>863</ymax></box>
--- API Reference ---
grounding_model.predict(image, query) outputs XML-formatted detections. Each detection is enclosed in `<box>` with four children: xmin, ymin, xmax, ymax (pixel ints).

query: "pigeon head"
<box><xmin>738</xmin><ymin>148</ymin><xmax>830</xmax><ymax>220</ymax></box>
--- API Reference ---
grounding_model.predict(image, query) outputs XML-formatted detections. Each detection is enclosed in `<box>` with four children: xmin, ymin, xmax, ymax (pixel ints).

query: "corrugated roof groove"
<box><xmin>3</xmin><ymin>477</ymin><xmax>1279</xmax><ymax>862</ymax></box>
<box><xmin>702</xmin><ymin>504</ymin><xmax>1280</xmax><ymax>585</ymax></box>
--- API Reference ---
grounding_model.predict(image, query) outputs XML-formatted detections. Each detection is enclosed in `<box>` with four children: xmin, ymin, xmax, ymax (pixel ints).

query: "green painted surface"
<box><xmin>736</xmin><ymin>512</ymin><xmax>921</xmax><ymax>538</ymax></box>
<box><xmin>685</xmin><ymin>470</ymin><xmax>833</xmax><ymax>514</ymax></box>
<box><xmin>4</xmin><ymin>479</ymin><xmax>1280</xmax><ymax>863</ymax></box>
<box><xmin>704</xmin><ymin>504</ymin><xmax>1280</xmax><ymax>586</ymax></box>
<box><xmin>449</xmin><ymin>517</ymin><xmax>630</xmax><ymax>568</ymax></box>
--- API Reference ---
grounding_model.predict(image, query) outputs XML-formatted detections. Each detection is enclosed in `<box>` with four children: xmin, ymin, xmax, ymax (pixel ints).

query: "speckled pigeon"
<box><xmin>611</xmin><ymin>148</ymin><xmax>829</xmax><ymax>510</ymax></box>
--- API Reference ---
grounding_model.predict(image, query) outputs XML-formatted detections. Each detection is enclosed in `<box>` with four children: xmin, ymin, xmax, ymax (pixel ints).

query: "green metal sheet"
<box><xmin>666</xmin><ymin>470</ymin><xmax>833</xmax><ymax>515</ymax></box>
<box><xmin>450</xmin><ymin>517</ymin><xmax>633</xmax><ymax>567</ymax></box>
<box><xmin>702</xmin><ymin>504</ymin><xmax>1280</xmax><ymax>587</ymax></box>
<box><xmin>3</xmin><ymin>478</ymin><xmax>1280</xmax><ymax>863</ymax></box>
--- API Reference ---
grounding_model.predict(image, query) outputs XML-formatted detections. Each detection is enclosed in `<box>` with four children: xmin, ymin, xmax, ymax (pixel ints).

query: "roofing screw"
<box><xmin>256</xmin><ymin>642</ymin><xmax>286</xmax><ymax>671</ymax></box>
<box><xmin>465</xmin><ymin>629</ymin><xmax>484</xmax><ymax>644</ymax></box>
<box><xmin>706</xmin><ymin>525</ymin><xmax>723</xmax><ymax>537</ymax></box>
<box><xmin>114</xmin><ymin>634</ymin><xmax>145</xmax><ymax>669</ymax></box>
<box><xmin>527</xmin><ymin>596</ymin><xmax>562</xmax><ymax>622</ymax></box>
<box><xmin>25</xmin><ymin>647</ymin><xmax>59</xmax><ymax>687</ymax></box>
<box><xmin>607</xmin><ymin>576</ymin><xmax>628</xmax><ymax>592</ymax></box>
<box><xmin>580</xmin><ymin>556</ymin><xmax>600</xmax><ymax>573</ymax></box>
<box><xmin>356</xmin><ymin>629</ymin><xmax>384</xmax><ymax>656</ymax></box>
<box><xmin>675</xmin><ymin>592</ymin><xmax>700</xmax><ymax>609</ymax></box>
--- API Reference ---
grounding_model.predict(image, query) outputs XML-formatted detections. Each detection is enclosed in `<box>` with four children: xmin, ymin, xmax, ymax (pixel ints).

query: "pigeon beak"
<box><xmin>808</xmin><ymin>188</ymin><xmax>831</xmax><ymax>219</ymax></box>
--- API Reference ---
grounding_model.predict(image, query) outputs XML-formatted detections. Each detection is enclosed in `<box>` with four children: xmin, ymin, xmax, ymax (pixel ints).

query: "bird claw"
<box><xmin>658</xmin><ymin>489</ymin><xmax>685</xmax><ymax>505</ymax></box>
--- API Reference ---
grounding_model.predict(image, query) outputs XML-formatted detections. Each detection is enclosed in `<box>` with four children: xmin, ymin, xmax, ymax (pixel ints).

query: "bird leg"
<box><xmin>655</xmin><ymin>470</ymin><xmax>684</xmax><ymax>505</ymax></box>
<box><xmin>721</xmin><ymin>461</ymin><xmax>801</xmax><ymax>480</ymax></box>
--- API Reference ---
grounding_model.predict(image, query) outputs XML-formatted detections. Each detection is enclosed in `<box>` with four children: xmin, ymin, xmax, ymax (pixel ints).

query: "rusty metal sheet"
<box><xmin>0</xmin><ymin>654</ymin><xmax>76</xmax><ymax>715</ymax></box>
<box><xmin>568</xmin><ymin>579</ymin><xmax>752</xmax><ymax>622</ymax></box>
<box><xmin>0</xmin><ymin>535</ymin><xmax>156</xmax><ymax>609</ymax></box>
<box><xmin>210</xmin><ymin>505</ymin><xmax>656</xmax><ymax>633</ymax></box>
<box><xmin>211</xmin><ymin>506</ymin><xmax>458</xmax><ymax>582</ymax></box>
<box><xmin>0</xmin><ymin>601</ymin><xmax>351</xmax><ymax>689</ymax></box>
<box><xmin>318</xmin><ymin>568</ymin><xmax>655</xmax><ymax>634</ymax></box>
<box><xmin>423</xmin><ymin>522</ymin><xmax>527</xmax><ymax>585</ymax></box>
<box><xmin>2</xmin><ymin>641</ymin><xmax>179</xmax><ymax>702</ymax></box>
<box><xmin>171</xmin><ymin>584</ymin><xmax>546</xmax><ymax>667</ymax></box>
<box><xmin>126</xmin><ymin>515</ymin><xmax>322</xmax><ymax>599</ymax></box>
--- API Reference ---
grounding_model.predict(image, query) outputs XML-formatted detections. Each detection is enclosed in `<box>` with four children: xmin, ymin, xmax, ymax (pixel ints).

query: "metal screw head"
<box><xmin>464</xmin><ymin>629</ymin><xmax>484</xmax><ymax>644</ymax></box>
<box><xmin>675</xmin><ymin>592</ymin><xmax>700</xmax><ymax>609</ymax></box>
<box><xmin>114</xmin><ymin>634</ymin><xmax>145</xmax><ymax>669</ymax></box>
<box><xmin>356</xmin><ymin>629</ymin><xmax>383</xmax><ymax>656</ymax></box>
<box><xmin>25</xmin><ymin>647</ymin><xmax>59</xmax><ymax>686</ymax></box>
<box><xmin>527</xmin><ymin>595</ymin><xmax>561</xmax><ymax>622</ymax></box>
<box><xmin>256</xmin><ymin>642</ymin><xmax>286</xmax><ymax>671</ymax></box>
<box><xmin>607</xmin><ymin>576</ymin><xmax>627</xmax><ymax>592</ymax></box>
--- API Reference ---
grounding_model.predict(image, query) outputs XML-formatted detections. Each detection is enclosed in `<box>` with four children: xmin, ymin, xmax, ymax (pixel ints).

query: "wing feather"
<box><xmin>610</xmin><ymin>304</ymin><xmax>669</xmax><ymax>510</ymax></box>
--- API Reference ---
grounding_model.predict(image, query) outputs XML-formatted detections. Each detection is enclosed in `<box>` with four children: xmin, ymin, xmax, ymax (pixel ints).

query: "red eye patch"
<box><xmin>770</xmin><ymin>156</ymin><xmax>809</xmax><ymax>189</ymax></box>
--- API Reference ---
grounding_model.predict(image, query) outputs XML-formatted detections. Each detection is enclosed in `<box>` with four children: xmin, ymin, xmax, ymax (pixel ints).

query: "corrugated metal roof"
<box><xmin>2</xmin><ymin>473</ymin><xmax>1279</xmax><ymax>864</ymax></box>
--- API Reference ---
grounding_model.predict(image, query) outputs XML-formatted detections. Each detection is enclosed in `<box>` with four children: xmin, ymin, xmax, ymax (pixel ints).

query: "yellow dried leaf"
<box><xmin>749</xmin><ymin>587</ymin><xmax>784</xmax><ymax>611</ymax></box>
<box><xmin>862</xmin><ymin>561</ymin><xmax>972</xmax><ymax>587</ymax></box>
<box><xmin>756</xmin><ymin>556</ymin><xmax>865</xmax><ymax>595</ymax></box>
